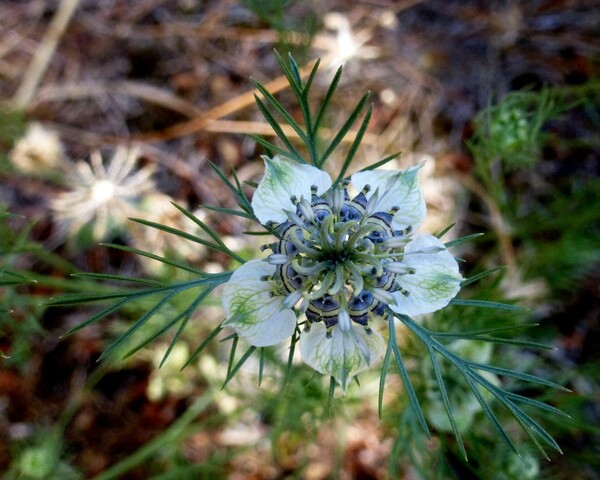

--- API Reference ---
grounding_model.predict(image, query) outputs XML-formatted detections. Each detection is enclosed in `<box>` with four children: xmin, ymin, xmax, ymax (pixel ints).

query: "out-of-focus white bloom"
<box><xmin>315</xmin><ymin>13</ymin><xmax>380</xmax><ymax>68</ymax></box>
<box><xmin>9</xmin><ymin>122</ymin><xmax>65</xmax><ymax>174</ymax></box>
<box><xmin>52</xmin><ymin>146</ymin><xmax>155</xmax><ymax>241</ymax></box>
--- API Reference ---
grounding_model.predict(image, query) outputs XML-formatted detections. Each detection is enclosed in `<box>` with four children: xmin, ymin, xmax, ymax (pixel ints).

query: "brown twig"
<box><xmin>458</xmin><ymin>173</ymin><xmax>518</xmax><ymax>277</ymax></box>
<box><xmin>133</xmin><ymin>56</ymin><xmax>336</xmax><ymax>143</ymax></box>
<box><xmin>12</xmin><ymin>0</ymin><xmax>80</xmax><ymax>108</ymax></box>
<box><xmin>32</xmin><ymin>80</ymin><xmax>204</xmax><ymax>117</ymax></box>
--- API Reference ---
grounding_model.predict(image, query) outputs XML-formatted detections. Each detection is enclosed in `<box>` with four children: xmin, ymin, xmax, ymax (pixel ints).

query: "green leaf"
<box><xmin>450</xmin><ymin>298</ymin><xmax>524</xmax><ymax>311</ymax></box>
<box><xmin>296</xmin><ymin>57</ymin><xmax>320</xmax><ymax>166</ymax></box>
<box><xmin>302</xmin><ymin>57</ymin><xmax>321</xmax><ymax>100</ymax></box>
<box><xmin>220</xmin><ymin>332</ymin><xmax>238</xmax><ymax>343</ymax></box>
<box><xmin>123</xmin><ymin>310</ymin><xmax>188</xmax><ymax>360</ymax></box>
<box><xmin>208</xmin><ymin>160</ymin><xmax>235</xmax><ymax>190</ymax></box>
<box><xmin>254</xmin><ymin>94</ymin><xmax>305</xmax><ymax>163</ymax></box>
<box><xmin>226</xmin><ymin>336</ymin><xmax>239</xmax><ymax>378</ymax></box>
<box><xmin>170</xmin><ymin>203</ymin><xmax>246</xmax><ymax>264</ymax></box>
<box><xmin>208</xmin><ymin>161</ymin><xmax>242</xmax><ymax>199</ymax></box>
<box><xmin>464</xmin><ymin>371</ymin><xmax>519</xmax><ymax>454</ymax></box>
<box><xmin>460</xmin><ymin>266</ymin><xmax>505</xmax><ymax>287</ymax></box>
<box><xmin>378</xmin><ymin>333</ymin><xmax>393</xmax><ymax>419</ymax></box>
<box><xmin>355</xmin><ymin>152</ymin><xmax>403</xmax><ymax>175</ymax></box>
<box><xmin>62</xmin><ymin>296</ymin><xmax>133</xmax><ymax>336</ymax></box>
<box><xmin>229</xmin><ymin>168</ymin><xmax>254</xmax><ymax>213</ymax></box>
<box><xmin>171</xmin><ymin>203</ymin><xmax>221</xmax><ymax>245</ymax></box>
<box><xmin>435</xmin><ymin>223</ymin><xmax>456</xmax><ymax>239</ymax></box>
<box><xmin>50</xmin><ymin>275</ymin><xmax>225</xmax><ymax>308</ymax></box>
<box><xmin>252</xmin><ymin>79</ymin><xmax>308</xmax><ymax>143</ymax></box>
<box><xmin>505</xmin><ymin>391</ymin><xmax>571</xmax><ymax>418</ymax></box>
<box><xmin>470</xmin><ymin>362</ymin><xmax>570</xmax><ymax>391</ymax></box>
<box><xmin>208</xmin><ymin>161</ymin><xmax>253</xmax><ymax>213</ymax></box>
<box><xmin>222</xmin><ymin>345</ymin><xmax>257</xmax><ymax>388</ymax></box>
<box><xmin>478</xmin><ymin>375</ymin><xmax>563</xmax><ymax>454</ymax></box>
<box><xmin>284</xmin><ymin>328</ymin><xmax>300</xmax><ymax>388</ymax></box>
<box><xmin>312</xmin><ymin>65</ymin><xmax>343</xmax><ymax>137</ymax></box>
<box><xmin>49</xmin><ymin>288</ymin><xmax>160</xmax><ymax>307</ymax></box>
<box><xmin>0</xmin><ymin>270</ymin><xmax>33</xmax><ymax>283</ymax></box>
<box><xmin>444</xmin><ymin>233</ymin><xmax>484</xmax><ymax>248</ymax></box>
<box><xmin>258</xmin><ymin>348</ymin><xmax>266</xmax><ymax>386</ymax></box>
<box><xmin>429</xmin><ymin>349</ymin><xmax>467</xmax><ymax>460</ymax></box>
<box><xmin>427</xmin><ymin>322</ymin><xmax>552</xmax><ymax>350</ymax></box>
<box><xmin>0</xmin><ymin>278</ymin><xmax>32</xmax><ymax>286</ymax></box>
<box><xmin>71</xmin><ymin>272</ymin><xmax>165</xmax><ymax>287</ymax></box>
<box><xmin>389</xmin><ymin>314</ymin><xmax>430</xmax><ymax>437</ymax></box>
<box><xmin>249</xmin><ymin>134</ymin><xmax>293</xmax><ymax>160</ymax></box>
<box><xmin>273</xmin><ymin>50</ymin><xmax>303</xmax><ymax>98</ymax></box>
<box><xmin>465</xmin><ymin>335</ymin><xmax>554</xmax><ymax>350</ymax></box>
<box><xmin>334</xmin><ymin>103</ymin><xmax>373</xmax><ymax>186</ymax></box>
<box><xmin>160</xmin><ymin>284</ymin><xmax>219</xmax><ymax>368</ymax></box>
<box><xmin>98</xmin><ymin>291</ymin><xmax>180</xmax><ymax>361</ymax></box>
<box><xmin>319</xmin><ymin>92</ymin><xmax>371</xmax><ymax>167</ymax></box>
<box><xmin>510</xmin><ymin>413</ymin><xmax>551</xmax><ymax>460</ymax></box>
<box><xmin>101</xmin><ymin>243</ymin><xmax>206</xmax><ymax>275</ymax></box>
<box><xmin>182</xmin><ymin>323</ymin><xmax>224</xmax><ymax>370</ymax></box>
<box><xmin>328</xmin><ymin>376</ymin><xmax>336</xmax><ymax>417</ymax></box>
<box><xmin>431</xmin><ymin>323</ymin><xmax>539</xmax><ymax>338</ymax></box>
<box><xmin>130</xmin><ymin>216</ymin><xmax>244</xmax><ymax>262</ymax></box>
<box><xmin>286</xmin><ymin>53</ymin><xmax>303</xmax><ymax>90</ymax></box>
<box><xmin>398</xmin><ymin>312</ymin><xmax>564</xmax><ymax>453</ymax></box>
<box><xmin>201</xmin><ymin>204</ymin><xmax>255</xmax><ymax>220</ymax></box>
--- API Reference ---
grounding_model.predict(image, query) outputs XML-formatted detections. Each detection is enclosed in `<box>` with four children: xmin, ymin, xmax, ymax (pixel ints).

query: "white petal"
<box><xmin>300</xmin><ymin>323</ymin><xmax>385</xmax><ymax>393</ymax></box>
<box><xmin>251</xmin><ymin>155</ymin><xmax>332</xmax><ymax>225</ymax></box>
<box><xmin>222</xmin><ymin>260</ymin><xmax>297</xmax><ymax>346</ymax></box>
<box><xmin>351</xmin><ymin>165</ymin><xmax>426</xmax><ymax>230</ymax></box>
<box><xmin>390</xmin><ymin>234</ymin><xmax>462</xmax><ymax>316</ymax></box>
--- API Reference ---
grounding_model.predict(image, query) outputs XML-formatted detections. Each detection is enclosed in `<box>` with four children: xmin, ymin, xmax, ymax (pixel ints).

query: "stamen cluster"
<box><xmin>262</xmin><ymin>182</ymin><xmax>415</xmax><ymax>336</ymax></box>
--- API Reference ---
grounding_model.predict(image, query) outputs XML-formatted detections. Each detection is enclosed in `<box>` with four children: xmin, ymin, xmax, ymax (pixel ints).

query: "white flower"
<box><xmin>222</xmin><ymin>155</ymin><xmax>462</xmax><ymax>391</ymax></box>
<box><xmin>52</xmin><ymin>146</ymin><xmax>155</xmax><ymax>241</ymax></box>
<box><xmin>9</xmin><ymin>122</ymin><xmax>65</xmax><ymax>174</ymax></box>
<box><xmin>314</xmin><ymin>13</ymin><xmax>381</xmax><ymax>68</ymax></box>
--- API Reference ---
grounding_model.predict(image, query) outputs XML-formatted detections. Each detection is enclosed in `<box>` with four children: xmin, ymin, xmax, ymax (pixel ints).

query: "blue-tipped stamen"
<box><xmin>265</xmin><ymin>184</ymin><xmax>425</xmax><ymax>338</ymax></box>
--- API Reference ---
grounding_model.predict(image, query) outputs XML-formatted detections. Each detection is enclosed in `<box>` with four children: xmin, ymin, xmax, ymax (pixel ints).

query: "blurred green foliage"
<box><xmin>241</xmin><ymin>0</ymin><xmax>320</xmax><ymax>55</ymax></box>
<box><xmin>1</xmin><ymin>212</ymin><xmax>43</xmax><ymax>366</ymax></box>
<box><xmin>0</xmin><ymin>109</ymin><xmax>26</xmax><ymax>174</ymax></box>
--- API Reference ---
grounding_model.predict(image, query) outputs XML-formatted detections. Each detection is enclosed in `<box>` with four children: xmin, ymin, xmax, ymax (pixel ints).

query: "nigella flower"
<box><xmin>222</xmin><ymin>156</ymin><xmax>463</xmax><ymax>391</ymax></box>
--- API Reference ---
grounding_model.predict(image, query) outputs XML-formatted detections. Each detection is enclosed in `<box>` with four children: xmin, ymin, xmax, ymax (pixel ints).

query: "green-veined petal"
<box><xmin>351</xmin><ymin>165</ymin><xmax>426</xmax><ymax>230</ymax></box>
<box><xmin>390</xmin><ymin>234</ymin><xmax>462</xmax><ymax>316</ymax></box>
<box><xmin>252</xmin><ymin>155</ymin><xmax>332</xmax><ymax>225</ymax></box>
<box><xmin>222</xmin><ymin>259</ymin><xmax>296</xmax><ymax>346</ymax></box>
<box><xmin>299</xmin><ymin>323</ymin><xmax>385</xmax><ymax>393</ymax></box>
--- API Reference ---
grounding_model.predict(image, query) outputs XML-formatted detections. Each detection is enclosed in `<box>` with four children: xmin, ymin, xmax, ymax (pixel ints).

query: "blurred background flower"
<box><xmin>9</xmin><ymin>122</ymin><xmax>65</xmax><ymax>175</ymax></box>
<box><xmin>51</xmin><ymin>146</ymin><xmax>155</xmax><ymax>242</ymax></box>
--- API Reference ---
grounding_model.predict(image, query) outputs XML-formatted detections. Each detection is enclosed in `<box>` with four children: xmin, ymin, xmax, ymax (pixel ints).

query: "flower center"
<box><xmin>263</xmin><ymin>184</ymin><xmax>414</xmax><ymax>335</ymax></box>
<box><xmin>91</xmin><ymin>179</ymin><xmax>116</xmax><ymax>203</ymax></box>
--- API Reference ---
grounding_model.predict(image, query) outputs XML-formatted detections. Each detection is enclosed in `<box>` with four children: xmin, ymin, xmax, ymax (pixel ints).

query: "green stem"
<box><xmin>91</xmin><ymin>389</ymin><xmax>215</xmax><ymax>480</ymax></box>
